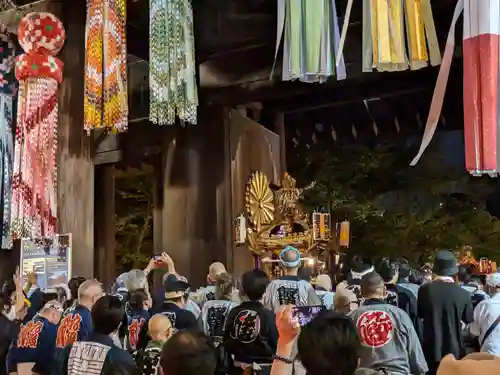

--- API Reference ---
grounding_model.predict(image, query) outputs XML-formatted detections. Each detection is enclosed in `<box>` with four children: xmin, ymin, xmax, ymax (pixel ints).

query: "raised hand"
<box><xmin>13</xmin><ymin>266</ymin><xmax>21</xmax><ymax>287</ymax></box>
<box><xmin>26</xmin><ymin>266</ymin><xmax>37</xmax><ymax>285</ymax></box>
<box><xmin>160</xmin><ymin>252</ymin><xmax>174</xmax><ymax>267</ymax></box>
<box><xmin>276</xmin><ymin>305</ymin><xmax>300</xmax><ymax>345</ymax></box>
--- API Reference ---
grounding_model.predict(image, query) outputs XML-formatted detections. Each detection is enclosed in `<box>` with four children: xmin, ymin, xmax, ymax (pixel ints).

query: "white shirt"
<box><xmin>470</xmin><ymin>294</ymin><xmax>500</xmax><ymax>355</ymax></box>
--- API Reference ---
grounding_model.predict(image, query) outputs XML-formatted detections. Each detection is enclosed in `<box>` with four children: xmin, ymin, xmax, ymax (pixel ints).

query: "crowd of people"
<box><xmin>0</xmin><ymin>247</ymin><xmax>499</xmax><ymax>375</ymax></box>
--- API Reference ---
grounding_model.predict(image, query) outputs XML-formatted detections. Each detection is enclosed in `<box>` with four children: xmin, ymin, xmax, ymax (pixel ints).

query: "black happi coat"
<box><xmin>223</xmin><ymin>301</ymin><xmax>278</xmax><ymax>365</ymax></box>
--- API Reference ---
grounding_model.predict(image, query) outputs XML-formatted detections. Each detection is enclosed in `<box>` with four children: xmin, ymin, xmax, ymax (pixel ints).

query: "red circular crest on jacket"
<box><xmin>356</xmin><ymin>310</ymin><xmax>394</xmax><ymax>348</ymax></box>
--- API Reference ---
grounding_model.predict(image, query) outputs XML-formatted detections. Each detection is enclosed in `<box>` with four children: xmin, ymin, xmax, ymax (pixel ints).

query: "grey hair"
<box><xmin>125</xmin><ymin>269</ymin><xmax>149</xmax><ymax>293</ymax></box>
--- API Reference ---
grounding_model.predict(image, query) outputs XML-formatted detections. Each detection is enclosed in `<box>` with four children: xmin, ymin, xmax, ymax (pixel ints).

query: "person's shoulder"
<box><xmin>179</xmin><ymin>307</ymin><xmax>197</xmax><ymax>322</ymax></box>
<box><xmin>56</xmin><ymin>342</ymin><xmax>73</xmax><ymax>359</ymax></box>
<box><xmin>300</xmin><ymin>279</ymin><xmax>313</xmax><ymax>287</ymax></box>
<box><xmin>107</xmin><ymin>346</ymin><xmax>138</xmax><ymax>375</ymax></box>
<box><xmin>113</xmin><ymin>345</ymin><xmax>135</xmax><ymax>362</ymax></box>
<box><xmin>451</xmin><ymin>283</ymin><xmax>476</xmax><ymax>299</ymax></box>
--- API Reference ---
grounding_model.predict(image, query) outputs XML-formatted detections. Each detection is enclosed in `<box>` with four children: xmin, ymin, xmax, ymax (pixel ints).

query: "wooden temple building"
<box><xmin>0</xmin><ymin>0</ymin><xmax>464</xmax><ymax>287</ymax></box>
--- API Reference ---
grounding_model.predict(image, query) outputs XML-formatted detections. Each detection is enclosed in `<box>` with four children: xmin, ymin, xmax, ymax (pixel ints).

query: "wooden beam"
<box><xmin>58</xmin><ymin>0</ymin><xmax>95</xmax><ymax>278</ymax></box>
<box><xmin>273</xmin><ymin>64</ymin><xmax>462</xmax><ymax>114</ymax></box>
<box><xmin>221</xmin><ymin>107</ymin><xmax>233</xmax><ymax>272</ymax></box>
<box><xmin>93</xmin><ymin>120</ymin><xmax>164</xmax><ymax>164</ymax></box>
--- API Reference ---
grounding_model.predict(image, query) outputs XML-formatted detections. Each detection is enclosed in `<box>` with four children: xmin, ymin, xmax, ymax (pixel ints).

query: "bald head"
<box><xmin>282</xmin><ymin>249</ymin><xmax>299</xmax><ymax>264</ymax></box>
<box><xmin>361</xmin><ymin>272</ymin><xmax>385</xmax><ymax>298</ymax></box>
<box><xmin>280</xmin><ymin>248</ymin><xmax>300</xmax><ymax>275</ymax></box>
<box><xmin>148</xmin><ymin>314</ymin><xmax>173</xmax><ymax>342</ymax></box>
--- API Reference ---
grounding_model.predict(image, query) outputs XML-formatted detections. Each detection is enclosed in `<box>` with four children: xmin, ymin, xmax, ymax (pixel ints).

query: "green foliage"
<box><xmin>291</xmin><ymin>143</ymin><xmax>500</xmax><ymax>264</ymax></box>
<box><xmin>115</xmin><ymin>174</ymin><xmax>154</xmax><ymax>273</ymax></box>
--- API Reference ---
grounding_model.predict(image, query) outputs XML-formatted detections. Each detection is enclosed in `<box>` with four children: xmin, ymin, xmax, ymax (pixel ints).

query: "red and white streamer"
<box><xmin>463</xmin><ymin>0</ymin><xmax>500</xmax><ymax>174</ymax></box>
<box><xmin>10</xmin><ymin>13</ymin><xmax>65</xmax><ymax>239</ymax></box>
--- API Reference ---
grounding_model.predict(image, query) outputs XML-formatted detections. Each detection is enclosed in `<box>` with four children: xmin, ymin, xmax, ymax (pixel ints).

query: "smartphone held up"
<box><xmin>291</xmin><ymin>305</ymin><xmax>325</xmax><ymax>326</ymax></box>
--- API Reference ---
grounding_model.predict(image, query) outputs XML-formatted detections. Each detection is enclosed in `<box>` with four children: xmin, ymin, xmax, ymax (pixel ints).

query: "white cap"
<box><xmin>486</xmin><ymin>273</ymin><xmax>500</xmax><ymax>287</ymax></box>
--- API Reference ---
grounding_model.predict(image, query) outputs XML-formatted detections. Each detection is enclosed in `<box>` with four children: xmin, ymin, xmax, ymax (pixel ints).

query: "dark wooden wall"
<box><xmin>152</xmin><ymin>107</ymin><xmax>233</xmax><ymax>287</ymax></box>
<box><xmin>229</xmin><ymin>110</ymin><xmax>281</xmax><ymax>276</ymax></box>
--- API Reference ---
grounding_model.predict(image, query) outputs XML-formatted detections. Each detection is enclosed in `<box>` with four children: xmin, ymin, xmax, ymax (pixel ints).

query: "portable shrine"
<box><xmin>234</xmin><ymin>171</ymin><xmax>334</xmax><ymax>277</ymax></box>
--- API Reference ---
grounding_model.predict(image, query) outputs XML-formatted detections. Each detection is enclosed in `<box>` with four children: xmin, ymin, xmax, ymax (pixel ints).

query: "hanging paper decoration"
<box><xmin>84</xmin><ymin>0</ymin><xmax>128</xmax><ymax>133</ymax></box>
<box><xmin>462</xmin><ymin>0</ymin><xmax>499</xmax><ymax>175</ymax></box>
<box><xmin>339</xmin><ymin>220</ymin><xmax>350</xmax><ymax>247</ymax></box>
<box><xmin>150</xmin><ymin>0</ymin><xmax>198</xmax><ymax>125</ymax></box>
<box><xmin>273</xmin><ymin>0</ymin><xmax>346</xmax><ymax>83</ymax></box>
<box><xmin>10</xmin><ymin>12</ymin><xmax>65</xmax><ymax>240</ymax></box>
<box><xmin>312</xmin><ymin>212</ymin><xmax>331</xmax><ymax>242</ymax></box>
<box><xmin>0</xmin><ymin>27</ymin><xmax>16</xmax><ymax>248</ymax></box>
<box><xmin>338</xmin><ymin>0</ymin><xmax>440</xmax><ymax>72</ymax></box>
<box><xmin>412</xmin><ymin>1</ymin><xmax>483</xmax><ymax>169</ymax></box>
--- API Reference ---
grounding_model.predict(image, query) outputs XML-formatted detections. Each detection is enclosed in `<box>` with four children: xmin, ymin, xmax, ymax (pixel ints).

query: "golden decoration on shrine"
<box><xmin>245</xmin><ymin>171</ymin><xmax>275</xmax><ymax>232</ymax></box>
<box><xmin>458</xmin><ymin>246</ymin><xmax>497</xmax><ymax>274</ymax></box>
<box><xmin>243</xmin><ymin>171</ymin><xmax>315</xmax><ymax>257</ymax></box>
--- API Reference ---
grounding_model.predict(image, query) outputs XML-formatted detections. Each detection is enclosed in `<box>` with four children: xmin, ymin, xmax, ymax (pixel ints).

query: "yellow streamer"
<box><xmin>338</xmin><ymin>0</ymin><xmax>441</xmax><ymax>72</ymax></box>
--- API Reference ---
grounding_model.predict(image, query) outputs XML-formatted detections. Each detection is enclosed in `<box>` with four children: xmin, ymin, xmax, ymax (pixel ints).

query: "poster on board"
<box><xmin>20</xmin><ymin>234</ymin><xmax>72</xmax><ymax>290</ymax></box>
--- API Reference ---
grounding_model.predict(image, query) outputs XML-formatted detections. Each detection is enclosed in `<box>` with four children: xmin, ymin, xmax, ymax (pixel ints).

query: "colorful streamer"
<box><xmin>84</xmin><ymin>0</ymin><xmax>128</xmax><ymax>133</ymax></box>
<box><xmin>150</xmin><ymin>0</ymin><xmax>198</xmax><ymax>125</ymax></box>
<box><xmin>411</xmin><ymin>0</ymin><xmax>500</xmax><ymax>175</ymax></box>
<box><xmin>463</xmin><ymin>0</ymin><xmax>499</xmax><ymax>174</ymax></box>
<box><xmin>338</xmin><ymin>0</ymin><xmax>440</xmax><ymax>72</ymax></box>
<box><xmin>11</xmin><ymin>12</ymin><xmax>65</xmax><ymax>240</ymax></box>
<box><xmin>273</xmin><ymin>0</ymin><xmax>346</xmax><ymax>83</ymax></box>
<box><xmin>0</xmin><ymin>26</ymin><xmax>15</xmax><ymax>248</ymax></box>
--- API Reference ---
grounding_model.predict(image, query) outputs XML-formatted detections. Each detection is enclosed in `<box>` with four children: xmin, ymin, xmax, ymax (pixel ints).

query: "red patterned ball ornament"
<box><xmin>18</xmin><ymin>12</ymin><xmax>65</xmax><ymax>55</ymax></box>
<box><xmin>15</xmin><ymin>53</ymin><xmax>63</xmax><ymax>83</ymax></box>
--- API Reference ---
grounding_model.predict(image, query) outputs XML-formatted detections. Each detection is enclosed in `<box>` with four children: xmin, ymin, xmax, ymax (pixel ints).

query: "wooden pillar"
<box><xmin>58</xmin><ymin>0</ymin><xmax>95</xmax><ymax>278</ymax></box>
<box><xmin>221</xmin><ymin>108</ymin><xmax>233</xmax><ymax>273</ymax></box>
<box><xmin>156</xmin><ymin>107</ymin><xmax>232</xmax><ymax>286</ymax></box>
<box><xmin>94</xmin><ymin>165</ymin><xmax>115</xmax><ymax>288</ymax></box>
<box><xmin>275</xmin><ymin>112</ymin><xmax>287</xmax><ymax>175</ymax></box>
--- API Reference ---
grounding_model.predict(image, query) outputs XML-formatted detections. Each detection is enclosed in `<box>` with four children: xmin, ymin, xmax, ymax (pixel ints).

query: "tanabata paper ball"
<box><xmin>15</xmin><ymin>53</ymin><xmax>64</xmax><ymax>83</ymax></box>
<box><xmin>18</xmin><ymin>12</ymin><xmax>65</xmax><ymax>55</ymax></box>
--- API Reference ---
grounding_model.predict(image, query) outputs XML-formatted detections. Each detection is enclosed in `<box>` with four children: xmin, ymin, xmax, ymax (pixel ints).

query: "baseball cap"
<box><xmin>486</xmin><ymin>273</ymin><xmax>500</xmax><ymax>288</ymax></box>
